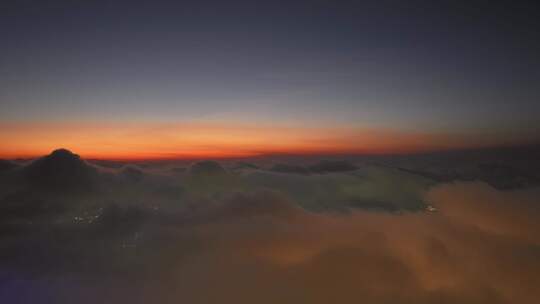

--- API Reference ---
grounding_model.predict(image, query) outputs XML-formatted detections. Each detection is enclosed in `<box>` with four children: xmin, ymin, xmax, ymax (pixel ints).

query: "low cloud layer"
<box><xmin>0</xmin><ymin>149</ymin><xmax>539</xmax><ymax>303</ymax></box>
<box><xmin>144</xmin><ymin>182</ymin><xmax>540</xmax><ymax>304</ymax></box>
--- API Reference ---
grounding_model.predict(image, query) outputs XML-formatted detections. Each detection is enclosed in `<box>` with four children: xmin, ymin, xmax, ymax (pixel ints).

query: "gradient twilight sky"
<box><xmin>1</xmin><ymin>1</ymin><xmax>540</xmax><ymax>158</ymax></box>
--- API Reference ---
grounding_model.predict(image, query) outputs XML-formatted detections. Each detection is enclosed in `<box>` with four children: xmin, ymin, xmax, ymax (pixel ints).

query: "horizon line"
<box><xmin>3</xmin><ymin>142</ymin><xmax>538</xmax><ymax>162</ymax></box>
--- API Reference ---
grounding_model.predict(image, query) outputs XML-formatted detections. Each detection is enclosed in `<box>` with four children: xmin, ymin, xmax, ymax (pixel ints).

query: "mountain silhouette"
<box><xmin>23</xmin><ymin>148</ymin><xmax>97</xmax><ymax>192</ymax></box>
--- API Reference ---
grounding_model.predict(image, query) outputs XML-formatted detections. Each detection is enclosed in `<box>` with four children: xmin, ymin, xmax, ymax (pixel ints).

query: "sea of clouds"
<box><xmin>0</xmin><ymin>149</ymin><xmax>539</xmax><ymax>303</ymax></box>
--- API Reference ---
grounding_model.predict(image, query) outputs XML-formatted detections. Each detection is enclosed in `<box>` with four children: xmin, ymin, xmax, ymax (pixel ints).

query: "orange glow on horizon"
<box><xmin>0</xmin><ymin>121</ymin><xmax>522</xmax><ymax>160</ymax></box>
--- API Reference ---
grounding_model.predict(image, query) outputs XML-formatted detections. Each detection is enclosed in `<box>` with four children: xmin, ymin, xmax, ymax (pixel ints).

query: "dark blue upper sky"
<box><xmin>2</xmin><ymin>0</ymin><xmax>540</xmax><ymax>137</ymax></box>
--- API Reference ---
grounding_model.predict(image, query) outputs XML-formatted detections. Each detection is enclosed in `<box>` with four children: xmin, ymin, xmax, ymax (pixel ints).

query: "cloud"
<box><xmin>308</xmin><ymin>160</ymin><xmax>357</xmax><ymax>173</ymax></box>
<box><xmin>270</xmin><ymin>163</ymin><xmax>311</xmax><ymax>175</ymax></box>
<box><xmin>0</xmin><ymin>150</ymin><xmax>539</xmax><ymax>303</ymax></box>
<box><xmin>118</xmin><ymin>165</ymin><xmax>145</xmax><ymax>183</ymax></box>
<box><xmin>152</xmin><ymin>182</ymin><xmax>539</xmax><ymax>304</ymax></box>
<box><xmin>268</xmin><ymin>160</ymin><xmax>357</xmax><ymax>175</ymax></box>
<box><xmin>189</xmin><ymin>160</ymin><xmax>228</xmax><ymax>176</ymax></box>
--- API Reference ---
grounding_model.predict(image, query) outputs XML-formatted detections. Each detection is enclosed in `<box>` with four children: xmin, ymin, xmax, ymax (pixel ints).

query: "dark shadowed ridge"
<box><xmin>0</xmin><ymin>159</ymin><xmax>19</xmax><ymax>172</ymax></box>
<box><xmin>23</xmin><ymin>148</ymin><xmax>98</xmax><ymax>193</ymax></box>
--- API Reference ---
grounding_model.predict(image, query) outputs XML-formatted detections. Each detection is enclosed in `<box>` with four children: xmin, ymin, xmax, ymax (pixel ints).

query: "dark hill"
<box><xmin>23</xmin><ymin>149</ymin><xmax>97</xmax><ymax>192</ymax></box>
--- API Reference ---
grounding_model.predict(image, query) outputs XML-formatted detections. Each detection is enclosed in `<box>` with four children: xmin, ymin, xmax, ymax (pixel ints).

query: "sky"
<box><xmin>1</xmin><ymin>0</ymin><xmax>540</xmax><ymax>159</ymax></box>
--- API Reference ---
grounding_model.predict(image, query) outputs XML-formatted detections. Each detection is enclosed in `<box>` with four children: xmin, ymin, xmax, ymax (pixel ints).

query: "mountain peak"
<box><xmin>49</xmin><ymin>148</ymin><xmax>80</xmax><ymax>160</ymax></box>
<box><xmin>23</xmin><ymin>148</ymin><xmax>96</xmax><ymax>192</ymax></box>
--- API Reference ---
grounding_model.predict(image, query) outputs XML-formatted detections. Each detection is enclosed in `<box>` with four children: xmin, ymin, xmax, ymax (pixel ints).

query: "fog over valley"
<box><xmin>0</xmin><ymin>148</ymin><xmax>539</xmax><ymax>303</ymax></box>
